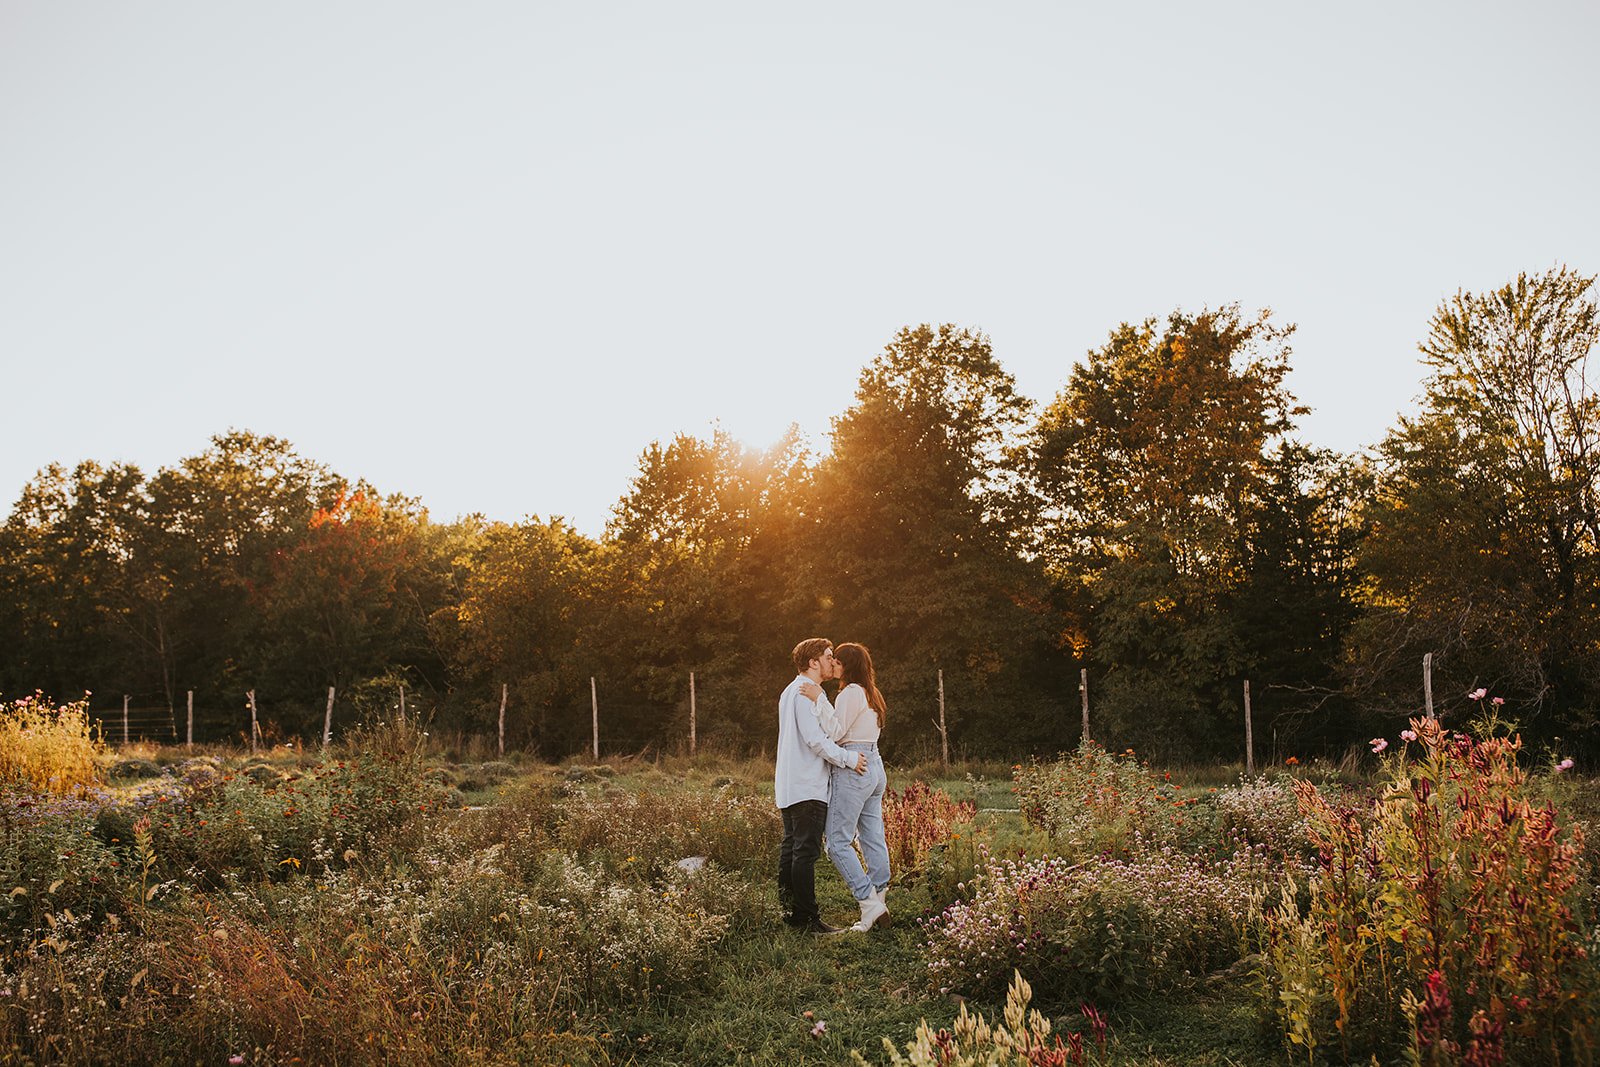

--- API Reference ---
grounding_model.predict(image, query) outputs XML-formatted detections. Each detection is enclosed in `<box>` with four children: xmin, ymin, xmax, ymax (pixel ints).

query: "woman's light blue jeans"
<box><xmin>826</xmin><ymin>742</ymin><xmax>891</xmax><ymax>901</ymax></box>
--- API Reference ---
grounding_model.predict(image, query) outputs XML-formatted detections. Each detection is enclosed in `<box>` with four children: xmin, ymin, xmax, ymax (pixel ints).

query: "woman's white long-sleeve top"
<box><xmin>834</xmin><ymin>683</ymin><xmax>881</xmax><ymax>743</ymax></box>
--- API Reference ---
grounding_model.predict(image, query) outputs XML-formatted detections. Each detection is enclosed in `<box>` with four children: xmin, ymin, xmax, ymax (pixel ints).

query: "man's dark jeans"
<box><xmin>778</xmin><ymin>799</ymin><xmax>827</xmax><ymax>925</ymax></box>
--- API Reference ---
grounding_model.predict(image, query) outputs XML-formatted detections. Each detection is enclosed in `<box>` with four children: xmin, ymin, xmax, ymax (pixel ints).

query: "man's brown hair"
<box><xmin>792</xmin><ymin>638</ymin><xmax>833</xmax><ymax>675</ymax></box>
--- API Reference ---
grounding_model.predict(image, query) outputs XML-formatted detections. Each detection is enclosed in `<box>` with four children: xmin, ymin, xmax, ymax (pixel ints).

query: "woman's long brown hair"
<box><xmin>836</xmin><ymin>642</ymin><xmax>886</xmax><ymax>727</ymax></box>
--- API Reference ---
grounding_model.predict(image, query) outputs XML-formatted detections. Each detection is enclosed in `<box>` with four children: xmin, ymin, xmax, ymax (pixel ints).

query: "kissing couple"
<box><xmin>774</xmin><ymin>638</ymin><xmax>892</xmax><ymax>935</ymax></box>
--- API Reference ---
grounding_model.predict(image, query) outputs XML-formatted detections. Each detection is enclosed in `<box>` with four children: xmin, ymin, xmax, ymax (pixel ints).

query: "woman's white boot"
<box><xmin>852</xmin><ymin>891</ymin><xmax>889</xmax><ymax>932</ymax></box>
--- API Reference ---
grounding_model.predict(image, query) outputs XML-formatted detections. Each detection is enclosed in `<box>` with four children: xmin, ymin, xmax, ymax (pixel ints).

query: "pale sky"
<box><xmin>3</xmin><ymin>1</ymin><xmax>1596</xmax><ymax>536</ymax></box>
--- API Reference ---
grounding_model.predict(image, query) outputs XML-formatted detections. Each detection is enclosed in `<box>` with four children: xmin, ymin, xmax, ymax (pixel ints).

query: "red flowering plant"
<box><xmin>880</xmin><ymin>780</ymin><xmax>975</xmax><ymax>876</ymax></box>
<box><xmin>1258</xmin><ymin>714</ymin><xmax>1597</xmax><ymax>1064</ymax></box>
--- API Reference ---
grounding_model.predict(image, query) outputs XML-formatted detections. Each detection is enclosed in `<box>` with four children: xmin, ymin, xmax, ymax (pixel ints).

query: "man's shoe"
<box><xmin>801</xmin><ymin>918</ymin><xmax>845</xmax><ymax>935</ymax></box>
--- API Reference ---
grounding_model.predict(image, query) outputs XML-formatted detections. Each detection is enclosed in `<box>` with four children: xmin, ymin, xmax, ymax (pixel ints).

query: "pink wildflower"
<box><xmin>229</xmin><ymin>1058</ymin><xmax>245</xmax><ymax>1066</ymax></box>
<box><xmin>1401</xmin><ymin>729</ymin><xmax>1418</xmax><ymax>743</ymax></box>
<box><xmin>1371</xmin><ymin>737</ymin><xmax>1389</xmax><ymax>754</ymax></box>
<box><xmin>1468</xmin><ymin>688</ymin><xmax>1488</xmax><ymax>701</ymax></box>
<box><xmin>1556</xmin><ymin>758</ymin><xmax>1575</xmax><ymax>773</ymax></box>
<box><xmin>1492</xmin><ymin>696</ymin><xmax>1505</xmax><ymax>706</ymax></box>
<box><xmin>809</xmin><ymin>1020</ymin><xmax>827</xmax><ymax>1038</ymax></box>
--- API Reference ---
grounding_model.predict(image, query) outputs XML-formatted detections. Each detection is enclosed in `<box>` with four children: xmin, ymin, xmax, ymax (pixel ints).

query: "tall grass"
<box><xmin>0</xmin><ymin>693</ymin><xmax>104</xmax><ymax>794</ymax></box>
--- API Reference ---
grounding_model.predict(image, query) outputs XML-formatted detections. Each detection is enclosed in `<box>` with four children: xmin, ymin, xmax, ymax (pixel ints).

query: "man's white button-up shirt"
<box><xmin>774</xmin><ymin>674</ymin><xmax>855</xmax><ymax>808</ymax></box>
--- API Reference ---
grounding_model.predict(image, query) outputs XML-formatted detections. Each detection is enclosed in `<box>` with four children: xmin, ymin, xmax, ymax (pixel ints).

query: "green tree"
<box><xmin>251</xmin><ymin>488</ymin><xmax>448</xmax><ymax>704</ymax></box>
<box><xmin>808</xmin><ymin>324</ymin><xmax>1060</xmax><ymax>753</ymax></box>
<box><xmin>442</xmin><ymin>516</ymin><xmax>599</xmax><ymax>752</ymax></box>
<box><xmin>1355</xmin><ymin>267</ymin><xmax>1600</xmax><ymax>734</ymax></box>
<box><xmin>1031</xmin><ymin>306</ymin><xmax>1306</xmax><ymax>756</ymax></box>
<box><xmin>0</xmin><ymin>461</ymin><xmax>154</xmax><ymax>704</ymax></box>
<box><xmin>598</xmin><ymin>427</ymin><xmax>812</xmax><ymax>752</ymax></box>
<box><xmin>1233</xmin><ymin>443</ymin><xmax>1370</xmax><ymax>750</ymax></box>
<box><xmin>141</xmin><ymin>432</ymin><xmax>339</xmax><ymax>704</ymax></box>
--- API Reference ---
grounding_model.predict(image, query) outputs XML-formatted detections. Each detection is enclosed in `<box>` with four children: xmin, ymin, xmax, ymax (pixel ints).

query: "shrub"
<box><xmin>529</xmin><ymin>851</ymin><xmax>763</xmax><ymax>1009</ymax></box>
<box><xmin>882</xmin><ymin>780</ymin><xmax>975</xmax><ymax>875</ymax></box>
<box><xmin>855</xmin><ymin>970</ymin><xmax>1111</xmax><ymax>1067</ymax></box>
<box><xmin>1012</xmin><ymin>741</ymin><xmax>1188</xmax><ymax>859</ymax></box>
<box><xmin>116</xmin><ymin>736</ymin><xmax>454</xmax><ymax>884</ymax></box>
<box><xmin>106</xmin><ymin>758</ymin><xmax>163</xmax><ymax>783</ymax></box>
<box><xmin>1212</xmin><ymin>774</ymin><xmax>1314</xmax><ymax>866</ymax></box>
<box><xmin>0</xmin><ymin>694</ymin><xmax>104</xmax><ymax>795</ymax></box>
<box><xmin>133</xmin><ymin>894</ymin><xmax>605</xmax><ymax>1066</ymax></box>
<box><xmin>1258</xmin><ymin>717</ymin><xmax>1599</xmax><ymax>1064</ymax></box>
<box><xmin>924</xmin><ymin>847</ymin><xmax>1255</xmax><ymax>1002</ymax></box>
<box><xmin>557</xmin><ymin>788</ymin><xmax>780</xmax><ymax>877</ymax></box>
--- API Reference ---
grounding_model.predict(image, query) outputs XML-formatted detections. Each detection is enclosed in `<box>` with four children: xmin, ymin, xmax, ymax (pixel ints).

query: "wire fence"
<box><xmin>86</xmin><ymin>699</ymin><xmax>257</xmax><ymax>747</ymax></box>
<box><xmin>64</xmin><ymin>671</ymin><xmax>1383</xmax><ymax>772</ymax></box>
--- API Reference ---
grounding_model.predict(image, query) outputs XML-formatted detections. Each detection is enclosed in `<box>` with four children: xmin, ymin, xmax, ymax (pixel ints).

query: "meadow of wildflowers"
<box><xmin>3</xmin><ymin>693</ymin><xmax>1597</xmax><ymax>1065</ymax></box>
<box><xmin>0</xmin><ymin>753</ymin><xmax>773</xmax><ymax>1063</ymax></box>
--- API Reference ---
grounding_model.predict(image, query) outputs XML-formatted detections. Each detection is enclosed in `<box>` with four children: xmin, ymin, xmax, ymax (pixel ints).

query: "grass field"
<box><xmin>566</xmin><ymin>767</ymin><xmax>1277</xmax><ymax>1066</ymax></box>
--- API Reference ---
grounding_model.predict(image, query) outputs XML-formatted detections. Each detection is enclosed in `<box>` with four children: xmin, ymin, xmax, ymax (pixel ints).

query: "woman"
<box><xmin>802</xmin><ymin>641</ymin><xmax>891</xmax><ymax>932</ymax></box>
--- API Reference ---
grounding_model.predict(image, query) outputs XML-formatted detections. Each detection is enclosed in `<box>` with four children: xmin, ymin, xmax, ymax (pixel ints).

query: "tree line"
<box><xmin>4</xmin><ymin>267</ymin><xmax>1599</xmax><ymax>761</ymax></box>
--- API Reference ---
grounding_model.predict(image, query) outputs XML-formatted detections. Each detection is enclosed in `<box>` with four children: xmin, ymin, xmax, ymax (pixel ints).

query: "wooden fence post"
<box><xmin>323</xmin><ymin>687</ymin><xmax>336</xmax><ymax>749</ymax></box>
<box><xmin>247</xmin><ymin>690</ymin><xmax>258</xmax><ymax>755</ymax></box>
<box><xmin>122</xmin><ymin>694</ymin><xmax>129</xmax><ymax>746</ymax></box>
<box><xmin>935</xmin><ymin>669</ymin><xmax>949</xmax><ymax>770</ymax></box>
<box><xmin>590</xmin><ymin>677</ymin><xmax>599</xmax><ymax>760</ymax></box>
<box><xmin>689</xmin><ymin>671</ymin><xmax>697</xmax><ymax>758</ymax></box>
<box><xmin>1424</xmin><ymin>652</ymin><xmax>1434</xmax><ymax>720</ymax></box>
<box><xmin>1080</xmin><ymin>668</ymin><xmax>1090</xmax><ymax>742</ymax></box>
<box><xmin>186</xmin><ymin>690</ymin><xmax>193</xmax><ymax>750</ymax></box>
<box><xmin>498</xmin><ymin>683</ymin><xmax>507</xmax><ymax>757</ymax></box>
<box><xmin>1244</xmin><ymin>679</ymin><xmax>1255</xmax><ymax>775</ymax></box>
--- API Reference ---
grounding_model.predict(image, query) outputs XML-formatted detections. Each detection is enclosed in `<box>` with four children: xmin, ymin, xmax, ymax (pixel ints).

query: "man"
<box><xmin>775</xmin><ymin>637</ymin><xmax>868</xmax><ymax>933</ymax></box>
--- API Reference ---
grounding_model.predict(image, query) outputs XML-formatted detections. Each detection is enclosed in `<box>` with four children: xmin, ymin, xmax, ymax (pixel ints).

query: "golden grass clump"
<box><xmin>0</xmin><ymin>692</ymin><xmax>105</xmax><ymax>794</ymax></box>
